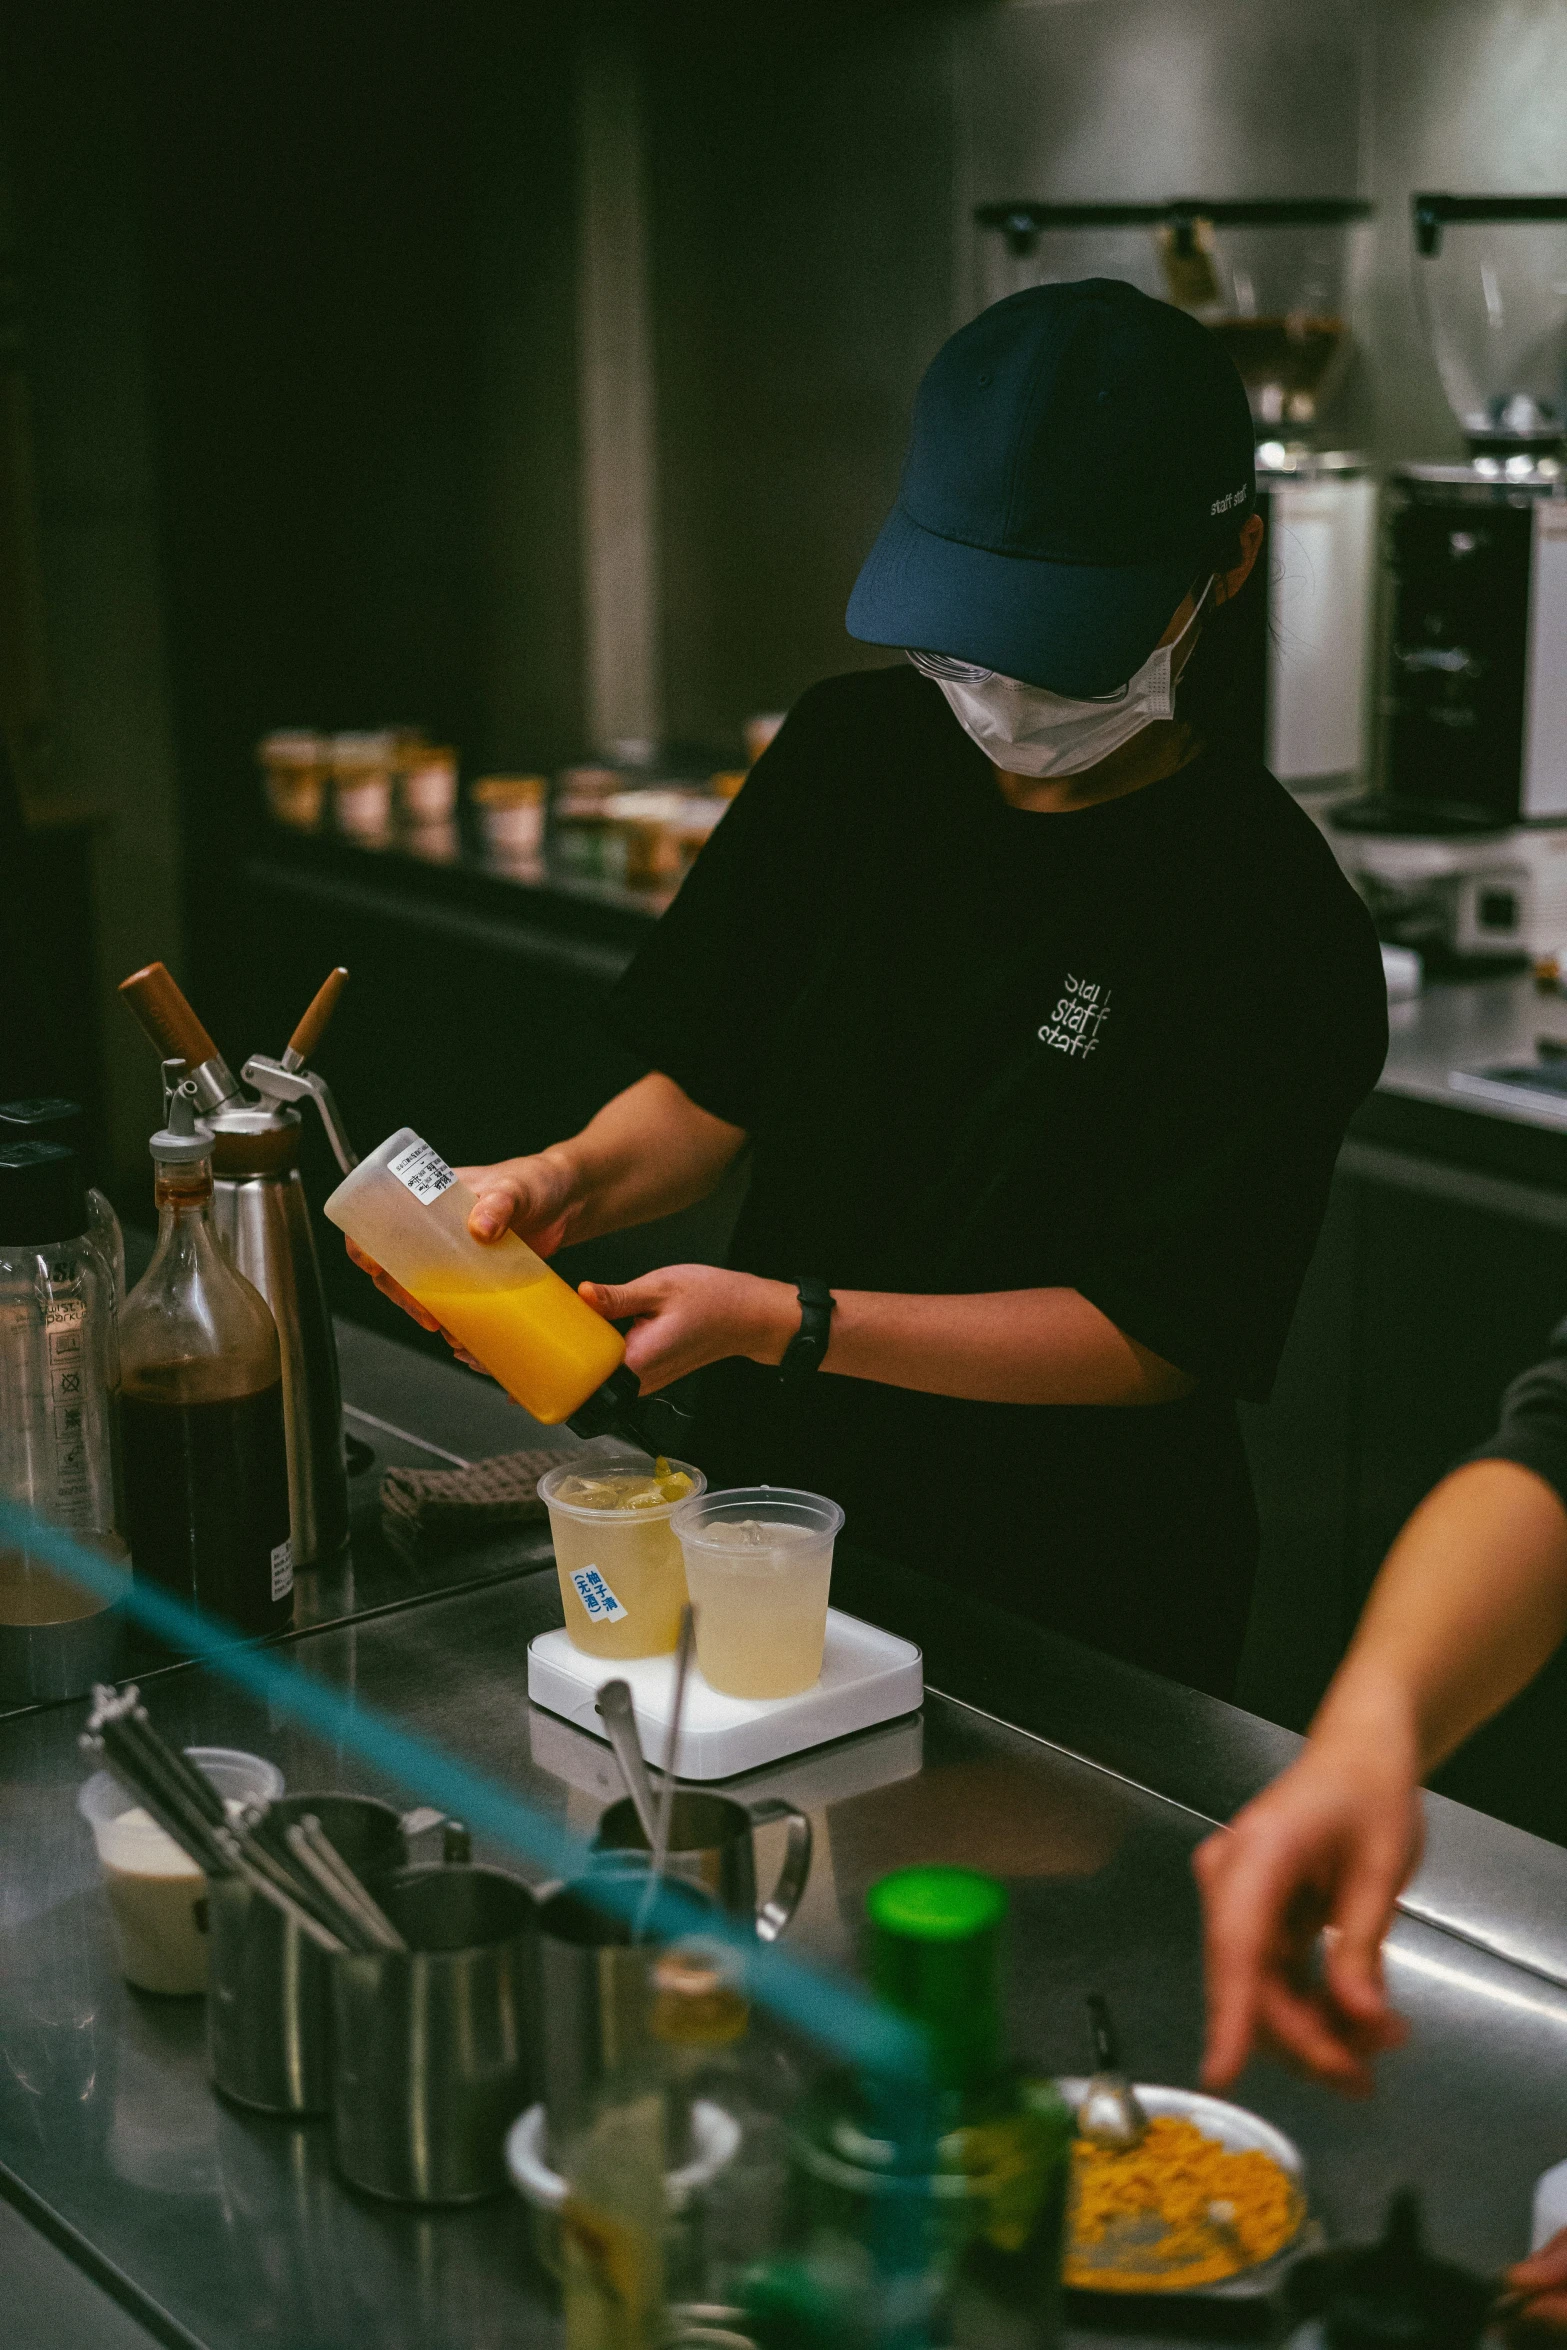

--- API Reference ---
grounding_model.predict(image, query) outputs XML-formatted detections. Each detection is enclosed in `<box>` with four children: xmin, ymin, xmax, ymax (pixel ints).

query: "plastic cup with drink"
<box><xmin>539</xmin><ymin>1455</ymin><xmax>704</xmax><ymax>1659</ymax></box>
<box><xmin>671</xmin><ymin>1487</ymin><xmax>843</xmax><ymax>1700</ymax></box>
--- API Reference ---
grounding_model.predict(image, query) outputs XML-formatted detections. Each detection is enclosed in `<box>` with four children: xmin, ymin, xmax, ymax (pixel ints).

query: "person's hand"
<box><xmin>578</xmin><ymin>1265</ymin><xmax>801</xmax><ymax>1392</ymax></box>
<box><xmin>1504</xmin><ymin>2229</ymin><xmax>1567</xmax><ymax>2336</ymax></box>
<box><xmin>343</xmin><ymin>1150</ymin><xmax>582</xmax><ymax>1372</ymax></box>
<box><xmin>453</xmin><ymin>1149</ymin><xmax>579</xmax><ymax>1256</ymax></box>
<box><xmin>1192</xmin><ymin>1727</ymin><xmax>1422</xmax><ymax>2096</ymax></box>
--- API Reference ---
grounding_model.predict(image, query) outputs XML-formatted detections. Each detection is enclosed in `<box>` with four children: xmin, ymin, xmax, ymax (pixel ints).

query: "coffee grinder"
<box><xmin>1334</xmin><ymin>194</ymin><xmax>1567</xmax><ymax>961</ymax></box>
<box><xmin>975</xmin><ymin>196</ymin><xmax>1376</xmax><ymax>807</ymax></box>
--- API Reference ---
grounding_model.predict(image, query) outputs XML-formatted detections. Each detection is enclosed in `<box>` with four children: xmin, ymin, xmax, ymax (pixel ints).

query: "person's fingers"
<box><xmin>580</xmin><ymin>1276</ymin><xmax>664</xmax><ymax>1320</ymax></box>
<box><xmin>1321</xmin><ymin>1818</ymin><xmax>1415</xmax><ymax>2028</ymax></box>
<box><xmin>1251</xmin><ymin>1978</ymin><xmax>1376</xmax><ymax>2096</ymax></box>
<box><xmin>468</xmin><ymin>1181</ymin><xmax>522</xmax><ymax>1242</ymax></box>
<box><xmin>344</xmin><ymin>1236</ymin><xmax>381</xmax><ymax>1275</ymax></box>
<box><xmin>1507</xmin><ymin>2289</ymin><xmax>1567</xmax><ymax>2342</ymax></box>
<box><xmin>1508</xmin><ymin>2231</ymin><xmax>1567</xmax><ymax>2291</ymax></box>
<box><xmin>1194</xmin><ymin>1835</ymin><xmax>1273</xmax><ymax>2090</ymax></box>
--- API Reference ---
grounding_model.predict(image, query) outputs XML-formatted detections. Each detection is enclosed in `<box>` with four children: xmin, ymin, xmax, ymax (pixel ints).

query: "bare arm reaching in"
<box><xmin>1196</xmin><ymin>1454</ymin><xmax>1567</xmax><ymax>2096</ymax></box>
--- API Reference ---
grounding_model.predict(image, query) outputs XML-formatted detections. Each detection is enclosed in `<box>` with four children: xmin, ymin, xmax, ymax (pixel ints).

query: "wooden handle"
<box><xmin>287</xmin><ymin>966</ymin><xmax>349</xmax><ymax>1063</ymax></box>
<box><xmin>118</xmin><ymin>961</ymin><xmax>221</xmax><ymax>1069</ymax></box>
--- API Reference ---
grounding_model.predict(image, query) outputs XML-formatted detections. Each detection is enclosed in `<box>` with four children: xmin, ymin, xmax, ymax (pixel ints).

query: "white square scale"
<box><xmin>526</xmin><ymin>1608</ymin><xmax>924</xmax><ymax>1782</ymax></box>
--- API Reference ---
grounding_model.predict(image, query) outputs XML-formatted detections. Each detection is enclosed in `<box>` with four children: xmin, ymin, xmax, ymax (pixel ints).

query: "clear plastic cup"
<box><xmin>78</xmin><ymin>1746</ymin><xmax>284</xmax><ymax>1995</ymax></box>
<box><xmin>671</xmin><ymin>1487</ymin><xmax>843</xmax><ymax>1700</ymax></box>
<box><xmin>540</xmin><ymin>1456</ymin><xmax>706</xmax><ymax>1659</ymax></box>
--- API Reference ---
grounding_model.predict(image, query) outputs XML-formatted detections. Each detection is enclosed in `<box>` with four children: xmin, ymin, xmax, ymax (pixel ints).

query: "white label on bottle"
<box><xmin>570</xmin><ymin>1565</ymin><xmax>627</xmax><ymax>1624</ymax></box>
<box><xmin>387</xmin><ymin>1138</ymin><xmax>456</xmax><ymax>1205</ymax></box>
<box><xmin>271</xmin><ymin>1538</ymin><xmax>294</xmax><ymax>1601</ymax></box>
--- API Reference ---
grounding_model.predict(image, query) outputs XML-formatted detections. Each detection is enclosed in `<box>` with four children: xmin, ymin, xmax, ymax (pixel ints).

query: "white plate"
<box><xmin>1058</xmin><ymin>2078</ymin><xmax>1310</xmax><ymax>2300</ymax></box>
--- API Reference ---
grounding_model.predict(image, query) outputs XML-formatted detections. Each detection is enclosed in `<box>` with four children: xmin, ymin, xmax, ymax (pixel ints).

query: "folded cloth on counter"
<box><xmin>380</xmin><ymin>1447</ymin><xmax>575</xmax><ymax>1565</ymax></box>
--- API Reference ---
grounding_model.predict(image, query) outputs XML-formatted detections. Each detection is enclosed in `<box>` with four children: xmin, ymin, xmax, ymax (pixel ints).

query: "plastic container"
<box><xmin>78</xmin><ymin>1746</ymin><xmax>284</xmax><ymax>1994</ymax></box>
<box><xmin>539</xmin><ymin>1455</ymin><xmax>706</xmax><ymax>1659</ymax></box>
<box><xmin>0</xmin><ymin>1097</ymin><xmax>126</xmax><ymax>1301</ymax></box>
<box><xmin>473</xmin><ymin>774</ymin><xmax>546</xmax><ymax>857</ymax></box>
<box><xmin>324</xmin><ymin>1129</ymin><xmax>627</xmax><ymax>1426</ymax></box>
<box><xmin>400</xmin><ymin>744</ymin><xmax>459</xmax><ymax>824</ymax></box>
<box><xmin>0</xmin><ymin>1141</ymin><xmax>126</xmax><ymax>1702</ymax></box>
<box><xmin>672</xmin><ymin>1488</ymin><xmax>843</xmax><ymax>1700</ymax></box>
<box><xmin>257</xmin><ymin>731</ymin><xmax>327</xmax><ymax>831</ymax></box>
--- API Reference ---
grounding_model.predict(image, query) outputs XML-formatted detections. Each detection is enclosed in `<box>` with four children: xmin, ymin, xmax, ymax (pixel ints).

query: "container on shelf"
<box><xmin>258</xmin><ymin>731</ymin><xmax>328</xmax><ymax>830</ymax></box>
<box><xmin>399</xmin><ymin>742</ymin><xmax>458</xmax><ymax>825</ymax></box>
<box><xmin>473</xmin><ymin>774</ymin><xmax>547</xmax><ymax>858</ymax></box>
<box><xmin>329</xmin><ymin>732</ymin><xmax>396</xmax><ymax>839</ymax></box>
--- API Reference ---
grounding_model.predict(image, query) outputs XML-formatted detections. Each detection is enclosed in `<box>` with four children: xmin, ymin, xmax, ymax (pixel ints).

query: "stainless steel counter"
<box><xmin>7</xmin><ymin>1330</ymin><xmax>1567</xmax><ymax>2347</ymax></box>
<box><xmin>1380</xmin><ymin>968</ymin><xmax>1567</xmax><ymax>1132</ymax></box>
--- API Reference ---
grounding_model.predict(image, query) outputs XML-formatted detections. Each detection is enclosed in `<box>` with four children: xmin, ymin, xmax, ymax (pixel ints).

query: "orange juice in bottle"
<box><xmin>325</xmin><ymin>1129</ymin><xmax>634</xmax><ymax>1429</ymax></box>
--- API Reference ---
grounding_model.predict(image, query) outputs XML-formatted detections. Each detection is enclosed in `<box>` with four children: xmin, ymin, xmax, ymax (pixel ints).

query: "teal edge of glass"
<box><xmin>0</xmin><ymin>1496</ymin><xmax>929</xmax><ymax>2095</ymax></box>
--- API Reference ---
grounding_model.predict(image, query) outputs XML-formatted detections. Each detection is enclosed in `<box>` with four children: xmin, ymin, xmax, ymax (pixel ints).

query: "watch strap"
<box><xmin>780</xmin><ymin>1276</ymin><xmax>835</xmax><ymax>1387</ymax></box>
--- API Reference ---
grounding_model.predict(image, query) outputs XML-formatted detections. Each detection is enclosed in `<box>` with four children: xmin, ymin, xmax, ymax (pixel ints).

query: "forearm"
<box><xmin>819</xmin><ymin>1284</ymin><xmax>1195</xmax><ymax>1406</ymax></box>
<box><xmin>546</xmin><ymin>1074</ymin><xmax>746</xmax><ymax>1245</ymax></box>
<box><xmin>1310</xmin><ymin>1459</ymin><xmax>1567</xmax><ymax>1779</ymax></box>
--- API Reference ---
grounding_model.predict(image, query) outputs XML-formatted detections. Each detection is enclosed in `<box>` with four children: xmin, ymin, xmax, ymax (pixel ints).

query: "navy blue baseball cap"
<box><xmin>846</xmin><ymin>279</ymin><xmax>1256</xmax><ymax>697</ymax></box>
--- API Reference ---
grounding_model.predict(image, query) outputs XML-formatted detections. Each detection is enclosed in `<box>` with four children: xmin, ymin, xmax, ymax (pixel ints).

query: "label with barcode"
<box><xmin>570</xmin><ymin>1565</ymin><xmax>627</xmax><ymax>1624</ymax></box>
<box><xmin>387</xmin><ymin>1137</ymin><xmax>456</xmax><ymax>1205</ymax></box>
<box><xmin>271</xmin><ymin>1537</ymin><xmax>294</xmax><ymax>1601</ymax></box>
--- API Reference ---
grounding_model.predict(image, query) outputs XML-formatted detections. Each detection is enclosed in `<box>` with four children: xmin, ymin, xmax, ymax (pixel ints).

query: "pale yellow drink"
<box><xmin>672</xmin><ymin>1489</ymin><xmax>843</xmax><ymax>1701</ymax></box>
<box><xmin>540</xmin><ymin>1458</ymin><xmax>703</xmax><ymax>1659</ymax></box>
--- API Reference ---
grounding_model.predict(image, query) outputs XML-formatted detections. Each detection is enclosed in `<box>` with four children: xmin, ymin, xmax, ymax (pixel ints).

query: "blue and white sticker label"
<box><xmin>570</xmin><ymin>1565</ymin><xmax>627</xmax><ymax>1624</ymax></box>
<box><xmin>271</xmin><ymin>1538</ymin><xmax>294</xmax><ymax>1602</ymax></box>
<box><xmin>387</xmin><ymin>1138</ymin><xmax>456</xmax><ymax>1206</ymax></box>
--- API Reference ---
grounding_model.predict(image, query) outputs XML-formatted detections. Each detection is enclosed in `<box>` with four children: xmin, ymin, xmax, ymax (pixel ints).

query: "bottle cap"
<box><xmin>568</xmin><ymin>1363</ymin><xmax>647</xmax><ymax>1445</ymax></box>
<box><xmin>1287</xmin><ymin>2189</ymin><xmax>1491</xmax><ymax>2349</ymax></box>
<box><xmin>150</xmin><ymin>1079</ymin><xmax>212</xmax><ymax>1166</ymax></box>
<box><xmin>864</xmin><ymin>1866</ymin><xmax>1006</xmax><ymax>2089</ymax></box>
<box><xmin>0</xmin><ymin>1140</ymin><xmax>89</xmax><ymax>1246</ymax></box>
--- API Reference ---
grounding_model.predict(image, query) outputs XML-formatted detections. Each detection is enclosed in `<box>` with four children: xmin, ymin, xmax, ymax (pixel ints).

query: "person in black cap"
<box><xmin>353</xmin><ymin>280</ymin><xmax>1386</xmax><ymax>1697</ymax></box>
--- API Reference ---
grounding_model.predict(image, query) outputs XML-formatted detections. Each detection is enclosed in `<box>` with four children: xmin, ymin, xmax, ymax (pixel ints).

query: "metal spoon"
<box><xmin>596</xmin><ymin>1679</ymin><xmax>660</xmax><ymax>1846</ymax></box>
<box><xmin>640</xmin><ymin>1603</ymin><xmax>695</xmax><ymax>1941</ymax></box>
<box><xmin>1077</xmin><ymin>1992</ymin><xmax>1149</xmax><ymax>2151</ymax></box>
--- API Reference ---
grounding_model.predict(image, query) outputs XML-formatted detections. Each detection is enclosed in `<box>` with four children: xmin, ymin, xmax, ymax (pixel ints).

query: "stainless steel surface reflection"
<box><xmin>5</xmin><ymin>1338</ymin><xmax>1567</xmax><ymax>2344</ymax></box>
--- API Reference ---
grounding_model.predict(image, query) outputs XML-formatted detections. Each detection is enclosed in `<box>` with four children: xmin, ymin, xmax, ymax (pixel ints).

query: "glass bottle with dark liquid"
<box><xmin>120</xmin><ymin>1078</ymin><xmax>293</xmax><ymax>1639</ymax></box>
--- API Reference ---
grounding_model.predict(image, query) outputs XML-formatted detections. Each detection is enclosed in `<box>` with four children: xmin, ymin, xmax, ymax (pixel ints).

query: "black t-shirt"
<box><xmin>608</xmin><ymin>665</ymin><xmax>1387</xmax><ymax>1696</ymax></box>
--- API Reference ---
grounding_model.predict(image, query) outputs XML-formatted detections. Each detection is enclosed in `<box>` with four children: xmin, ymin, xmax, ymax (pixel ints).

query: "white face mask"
<box><xmin>908</xmin><ymin>579</ymin><xmax>1215</xmax><ymax>779</ymax></box>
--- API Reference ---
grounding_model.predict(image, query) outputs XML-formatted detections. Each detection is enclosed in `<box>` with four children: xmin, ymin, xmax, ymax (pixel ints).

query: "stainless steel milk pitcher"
<box><xmin>206</xmin><ymin>1791</ymin><xmax>408</xmax><ymax>2115</ymax></box>
<box><xmin>592</xmin><ymin>1791</ymin><xmax>813</xmax><ymax>1941</ymax></box>
<box><xmin>118</xmin><ymin>961</ymin><xmax>358</xmax><ymax>1570</ymax></box>
<box><xmin>330</xmin><ymin>1863</ymin><xmax>537</xmax><ymax>2204</ymax></box>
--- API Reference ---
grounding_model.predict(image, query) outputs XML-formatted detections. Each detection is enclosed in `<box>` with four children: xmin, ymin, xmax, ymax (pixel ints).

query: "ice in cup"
<box><xmin>78</xmin><ymin>1747</ymin><xmax>284</xmax><ymax>1994</ymax></box>
<box><xmin>540</xmin><ymin>1455</ymin><xmax>705</xmax><ymax>1659</ymax></box>
<box><xmin>672</xmin><ymin>1487</ymin><xmax>844</xmax><ymax>1700</ymax></box>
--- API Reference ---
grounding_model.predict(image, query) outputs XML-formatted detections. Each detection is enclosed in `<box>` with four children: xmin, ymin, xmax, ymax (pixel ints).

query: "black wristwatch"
<box><xmin>779</xmin><ymin>1276</ymin><xmax>835</xmax><ymax>1389</ymax></box>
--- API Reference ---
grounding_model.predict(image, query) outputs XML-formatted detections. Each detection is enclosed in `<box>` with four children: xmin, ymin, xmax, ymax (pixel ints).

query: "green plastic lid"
<box><xmin>866</xmin><ymin>1866</ymin><xmax>1007</xmax><ymax>1942</ymax></box>
<box><xmin>865</xmin><ymin>1867</ymin><xmax>1007</xmax><ymax>2088</ymax></box>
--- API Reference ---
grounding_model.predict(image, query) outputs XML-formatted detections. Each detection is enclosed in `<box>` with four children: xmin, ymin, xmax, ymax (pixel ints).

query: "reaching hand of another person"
<box><xmin>579</xmin><ymin>1265</ymin><xmax>800</xmax><ymax>1393</ymax></box>
<box><xmin>1192</xmin><ymin>1720</ymin><xmax>1421</xmax><ymax>2097</ymax></box>
<box><xmin>1504</xmin><ymin>2229</ymin><xmax>1567</xmax><ymax>2337</ymax></box>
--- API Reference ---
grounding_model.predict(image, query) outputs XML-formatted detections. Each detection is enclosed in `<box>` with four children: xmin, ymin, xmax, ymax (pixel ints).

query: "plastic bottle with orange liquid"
<box><xmin>324</xmin><ymin>1128</ymin><xmax>647</xmax><ymax>1437</ymax></box>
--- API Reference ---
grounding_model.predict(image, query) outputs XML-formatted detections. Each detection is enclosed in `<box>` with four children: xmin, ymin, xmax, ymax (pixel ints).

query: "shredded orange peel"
<box><xmin>1066</xmin><ymin>2114</ymin><xmax>1302</xmax><ymax>2292</ymax></box>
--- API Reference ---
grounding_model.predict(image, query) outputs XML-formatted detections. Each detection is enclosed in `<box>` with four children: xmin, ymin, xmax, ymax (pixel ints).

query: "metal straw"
<box><xmin>640</xmin><ymin>1604</ymin><xmax>695</xmax><ymax>1939</ymax></box>
<box><xmin>596</xmin><ymin>1679</ymin><xmax>661</xmax><ymax>1846</ymax></box>
<box><xmin>210</xmin><ymin>1825</ymin><xmax>348</xmax><ymax>1956</ymax></box>
<box><xmin>284</xmin><ymin>1815</ymin><xmax>407</xmax><ymax>1953</ymax></box>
